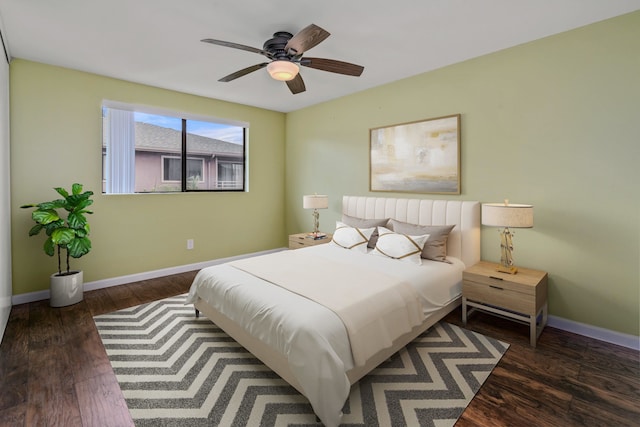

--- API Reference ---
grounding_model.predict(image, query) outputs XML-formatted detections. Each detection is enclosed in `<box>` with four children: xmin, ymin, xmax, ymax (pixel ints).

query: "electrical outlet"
<box><xmin>187</xmin><ymin>239</ymin><xmax>194</xmax><ymax>250</ymax></box>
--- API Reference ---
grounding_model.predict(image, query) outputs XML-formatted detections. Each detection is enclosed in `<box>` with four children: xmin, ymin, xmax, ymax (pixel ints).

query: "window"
<box><xmin>162</xmin><ymin>157</ymin><xmax>204</xmax><ymax>183</ymax></box>
<box><xmin>218</xmin><ymin>161</ymin><xmax>244</xmax><ymax>189</ymax></box>
<box><xmin>102</xmin><ymin>102</ymin><xmax>247</xmax><ymax>193</ymax></box>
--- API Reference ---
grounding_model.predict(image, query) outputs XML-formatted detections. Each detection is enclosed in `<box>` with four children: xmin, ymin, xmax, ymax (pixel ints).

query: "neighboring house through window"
<box><xmin>102</xmin><ymin>101</ymin><xmax>247</xmax><ymax>193</ymax></box>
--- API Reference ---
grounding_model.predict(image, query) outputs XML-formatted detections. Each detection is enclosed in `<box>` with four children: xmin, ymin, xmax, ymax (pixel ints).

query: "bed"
<box><xmin>186</xmin><ymin>196</ymin><xmax>480</xmax><ymax>426</ymax></box>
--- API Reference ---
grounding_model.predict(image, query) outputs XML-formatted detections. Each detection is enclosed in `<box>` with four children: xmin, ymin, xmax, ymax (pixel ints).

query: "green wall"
<box><xmin>10</xmin><ymin>60</ymin><xmax>286</xmax><ymax>295</ymax></box>
<box><xmin>285</xmin><ymin>12</ymin><xmax>640</xmax><ymax>336</ymax></box>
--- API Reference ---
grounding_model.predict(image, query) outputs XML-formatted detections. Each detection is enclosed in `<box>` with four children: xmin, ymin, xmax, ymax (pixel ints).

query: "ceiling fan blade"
<box><xmin>201</xmin><ymin>39</ymin><xmax>266</xmax><ymax>56</ymax></box>
<box><xmin>301</xmin><ymin>57</ymin><xmax>364</xmax><ymax>76</ymax></box>
<box><xmin>218</xmin><ymin>63</ymin><xmax>269</xmax><ymax>82</ymax></box>
<box><xmin>284</xmin><ymin>24</ymin><xmax>330</xmax><ymax>55</ymax></box>
<box><xmin>286</xmin><ymin>74</ymin><xmax>306</xmax><ymax>94</ymax></box>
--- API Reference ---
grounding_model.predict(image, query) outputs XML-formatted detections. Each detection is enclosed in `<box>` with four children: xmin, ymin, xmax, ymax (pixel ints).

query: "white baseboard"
<box><xmin>548</xmin><ymin>315</ymin><xmax>639</xmax><ymax>351</ymax></box>
<box><xmin>12</xmin><ymin>250</ymin><xmax>639</xmax><ymax>351</ymax></box>
<box><xmin>11</xmin><ymin>248</ymin><xmax>284</xmax><ymax>306</ymax></box>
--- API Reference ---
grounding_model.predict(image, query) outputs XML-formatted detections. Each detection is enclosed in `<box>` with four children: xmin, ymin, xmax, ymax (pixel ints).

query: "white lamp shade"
<box><xmin>267</xmin><ymin>61</ymin><xmax>299</xmax><ymax>81</ymax></box>
<box><xmin>303</xmin><ymin>195</ymin><xmax>328</xmax><ymax>209</ymax></box>
<box><xmin>482</xmin><ymin>203</ymin><xmax>533</xmax><ymax>228</ymax></box>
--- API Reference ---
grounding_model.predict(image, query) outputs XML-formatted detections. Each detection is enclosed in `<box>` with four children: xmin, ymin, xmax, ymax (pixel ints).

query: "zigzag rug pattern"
<box><xmin>94</xmin><ymin>294</ymin><xmax>508</xmax><ymax>426</ymax></box>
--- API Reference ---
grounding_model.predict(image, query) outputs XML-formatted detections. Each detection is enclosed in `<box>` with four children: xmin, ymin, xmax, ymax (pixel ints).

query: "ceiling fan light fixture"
<box><xmin>267</xmin><ymin>60</ymin><xmax>299</xmax><ymax>81</ymax></box>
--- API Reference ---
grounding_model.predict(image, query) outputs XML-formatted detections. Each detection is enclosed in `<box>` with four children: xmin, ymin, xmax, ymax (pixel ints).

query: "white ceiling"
<box><xmin>0</xmin><ymin>0</ymin><xmax>638</xmax><ymax>113</ymax></box>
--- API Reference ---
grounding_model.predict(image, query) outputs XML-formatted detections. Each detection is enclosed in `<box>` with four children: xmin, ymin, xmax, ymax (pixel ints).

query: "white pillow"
<box><xmin>331</xmin><ymin>222</ymin><xmax>375</xmax><ymax>253</ymax></box>
<box><xmin>372</xmin><ymin>226</ymin><xmax>430</xmax><ymax>265</ymax></box>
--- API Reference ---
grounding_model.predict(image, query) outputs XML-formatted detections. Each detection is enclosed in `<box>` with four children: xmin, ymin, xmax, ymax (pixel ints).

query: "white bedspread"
<box><xmin>185</xmin><ymin>244</ymin><xmax>464</xmax><ymax>427</ymax></box>
<box><xmin>230</xmin><ymin>249</ymin><xmax>424</xmax><ymax>366</ymax></box>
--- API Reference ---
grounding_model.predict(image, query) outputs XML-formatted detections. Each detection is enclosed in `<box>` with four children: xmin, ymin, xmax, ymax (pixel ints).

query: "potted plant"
<box><xmin>21</xmin><ymin>183</ymin><xmax>94</xmax><ymax>307</ymax></box>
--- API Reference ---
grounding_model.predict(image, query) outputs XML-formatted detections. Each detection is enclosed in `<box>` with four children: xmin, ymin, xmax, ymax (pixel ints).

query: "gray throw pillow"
<box><xmin>387</xmin><ymin>219</ymin><xmax>455</xmax><ymax>263</ymax></box>
<box><xmin>341</xmin><ymin>214</ymin><xmax>389</xmax><ymax>248</ymax></box>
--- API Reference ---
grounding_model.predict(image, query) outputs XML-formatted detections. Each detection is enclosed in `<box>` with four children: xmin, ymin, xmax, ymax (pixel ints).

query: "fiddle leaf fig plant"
<box><xmin>21</xmin><ymin>183</ymin><xmax>94</xmax><ymax>276</ymax></box>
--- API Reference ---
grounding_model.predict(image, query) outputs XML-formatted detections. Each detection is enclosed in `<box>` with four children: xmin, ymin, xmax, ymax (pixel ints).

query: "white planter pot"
<box><xmin>50</xmin><ymin>271</ymin><xmax>84</xmax><ymax>307</ymax></box>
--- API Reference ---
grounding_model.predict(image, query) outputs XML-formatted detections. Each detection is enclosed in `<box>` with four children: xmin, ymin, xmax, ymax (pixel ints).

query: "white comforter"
<box><xmin>185</xmin><ymin>244</ymin><xmax>464</xmax><ymax>427</ymax></box>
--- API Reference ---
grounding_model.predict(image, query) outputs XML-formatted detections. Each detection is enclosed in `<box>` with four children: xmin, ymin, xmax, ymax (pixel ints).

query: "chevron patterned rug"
<box><xmin>94</xmin><ymin>294</ymin><xmax>508</xmax><ymax>427</ymax></box>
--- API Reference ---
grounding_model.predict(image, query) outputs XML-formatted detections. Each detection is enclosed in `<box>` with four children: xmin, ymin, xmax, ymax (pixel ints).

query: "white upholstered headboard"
<box><xmin>342</xmin><ymin>196</ymin><xmax>480</xmax><ymax>268</ymax></box>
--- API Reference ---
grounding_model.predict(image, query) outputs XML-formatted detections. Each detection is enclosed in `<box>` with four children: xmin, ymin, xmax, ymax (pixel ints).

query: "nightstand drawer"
<box><xmin>463</xmin><ymin>272</ymin><xmax>534</xmax><ymax>295</ymax></box>
<box><xmin>289</xmin><ymin>238</ymin><xmax>309</xmax><ymax>249</ymax></box>
<box><xmin>289</xmin><ymin>237</ymin><xmax>313</xmax><ymax>249</ymax></box>
<box><xmin>463</xmin><ymin>281</ymin><xmax>535</xmax><ymax>314</ymax></box>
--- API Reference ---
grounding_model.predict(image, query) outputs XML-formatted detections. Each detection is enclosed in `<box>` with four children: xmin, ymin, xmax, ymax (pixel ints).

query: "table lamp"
<box><xmin>303</xmin><ymin>194</ymin><xmax>328</xmax><ymax>236</ymax></box>
<box><xmin>481</xmin><ymin>199</ymin><xmax>533</xmax><ymax>274</ymax></box>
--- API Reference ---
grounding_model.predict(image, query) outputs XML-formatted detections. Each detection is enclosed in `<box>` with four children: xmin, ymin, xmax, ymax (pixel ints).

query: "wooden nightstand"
<box><xmin>288</xmin><ymin>233</ymin><xmax>332</xmax><ymax>249</ymax></box>
<box><xmin>462</xmin><ymin>261</ymin><xmax>548</xmax><ymax>347</ymax></box>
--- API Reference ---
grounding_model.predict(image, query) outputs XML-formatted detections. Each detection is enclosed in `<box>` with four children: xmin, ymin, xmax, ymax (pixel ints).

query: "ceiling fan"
<box><xmin>201</xmin><ymin>24</ymin><xmax>364</xmax><ymax>94</ymax></box>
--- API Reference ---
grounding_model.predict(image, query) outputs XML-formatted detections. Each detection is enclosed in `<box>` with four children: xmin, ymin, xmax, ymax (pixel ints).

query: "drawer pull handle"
<box><xmin>489</xmin><ymin>276</ymin><xmax>504</xmax><ymax>281</ymax></box>
<box><xmin>489</xmin><ymin>285</ymin><xmax>504</xmax><ymax>290</ymax></box>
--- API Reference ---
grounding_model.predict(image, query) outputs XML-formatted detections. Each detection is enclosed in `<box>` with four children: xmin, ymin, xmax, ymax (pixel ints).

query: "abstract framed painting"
<box><xmin>370</xmin><ymin>114</ymin><xmax>461</xmax><ymax>194</ymax></box>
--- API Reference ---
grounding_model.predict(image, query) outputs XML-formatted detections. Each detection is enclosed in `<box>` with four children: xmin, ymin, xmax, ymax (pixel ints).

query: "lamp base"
<box><xmin>497</xmin><ymin>227</ymin><xmax>518</xmax><ymax>274</ymax></box>
<box><xmin>496</xmin><ymin>265</ymin><xmax>518</xmax><ymax>274</ymax></box>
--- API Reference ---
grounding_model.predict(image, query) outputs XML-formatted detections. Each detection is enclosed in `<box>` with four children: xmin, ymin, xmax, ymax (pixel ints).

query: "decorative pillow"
<box><xmin>372</xmin><ymin>227</ymin><xmax>429</xmax><ymax>265</ymax></box>
<box><xmin>331</xmin><ymin>222</ymin><xmax>375</xmax><ymax>253</ymax></box>
<box><xmin>387</xmin><ymin>219</ymin><xmax>455</xmax><ymax>263</ymax></box>
<box><xmin>341</xmin><ymin>214</ymin><xmax>389</xmax><ymax>248</ymax></box>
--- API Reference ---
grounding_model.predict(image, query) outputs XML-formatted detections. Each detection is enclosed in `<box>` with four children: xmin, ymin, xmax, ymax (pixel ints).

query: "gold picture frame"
<box><xmin>370</xmin><ymin>114</ymin><xmax>461</xmax><ymax>194</ymax></box>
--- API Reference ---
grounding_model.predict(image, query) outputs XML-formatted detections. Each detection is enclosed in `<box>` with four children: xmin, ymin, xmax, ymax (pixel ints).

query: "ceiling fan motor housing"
<box><xmin>263</xmin><ymin>31</ymin><xmax>295</xmax><ymax>60</ymax></box>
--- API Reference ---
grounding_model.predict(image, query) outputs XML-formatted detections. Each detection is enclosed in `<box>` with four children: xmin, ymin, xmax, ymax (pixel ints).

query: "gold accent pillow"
<box><xmin>331</xmin><ymin>222</ymin><xmax>375</xmax><ymax>253</ymax></box>
<box><xmin>372</xmin><ymin>227</ymin><xmax>430</xmax><ymax>265</ymax></box>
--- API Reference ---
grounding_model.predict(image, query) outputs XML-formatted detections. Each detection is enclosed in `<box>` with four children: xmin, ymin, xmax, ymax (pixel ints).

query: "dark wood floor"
<box><xmin>1</xmin><ymin>271</ymin><xmax>638</xmax><ymax>426</ymax></box>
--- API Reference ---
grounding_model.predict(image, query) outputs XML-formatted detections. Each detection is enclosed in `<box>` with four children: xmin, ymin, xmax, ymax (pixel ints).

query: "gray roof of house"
<box><xmin>134</xmin><ymin>122</ymin><xmax>243</xmax><ymax>156</ymax></box>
